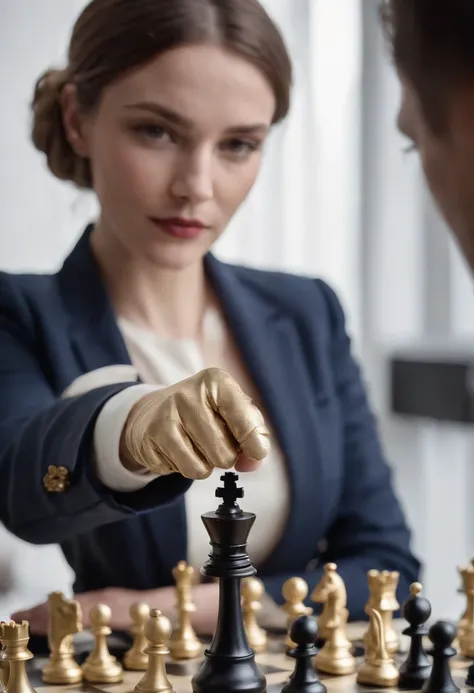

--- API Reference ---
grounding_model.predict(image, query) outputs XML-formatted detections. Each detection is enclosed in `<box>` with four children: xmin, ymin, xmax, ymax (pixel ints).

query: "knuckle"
<box><xmin>213</xmin><ymin>451</ymin><xmax>238</xmax><ymax>469</ymax></box>
<box><xmin>203</xmin><ymin>366</ymin><xmax>235</xmax><ymax>388</ymax></box>
<box><xmin>249</xmin><ymin>403</ymin><xmax>265</xmax><ymax>424</ymax></box>
<box><xmin>193</xmin><ymin>467</ymin><xmax>213</xmax><ymax>480</ymax></box>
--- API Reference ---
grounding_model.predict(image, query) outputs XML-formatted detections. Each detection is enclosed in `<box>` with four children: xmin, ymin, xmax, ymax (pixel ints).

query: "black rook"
<box><xmin>191</xmin><ymin>472</ymin><xmax>267</xmax><ymax>693</ymax></box>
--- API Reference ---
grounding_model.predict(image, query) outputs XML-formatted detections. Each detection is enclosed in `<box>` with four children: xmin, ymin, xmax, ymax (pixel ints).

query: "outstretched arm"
<box><xmin>0</xmin><ymin>275</ymin><xmax>191</xmax><ymax>545</ymax></box>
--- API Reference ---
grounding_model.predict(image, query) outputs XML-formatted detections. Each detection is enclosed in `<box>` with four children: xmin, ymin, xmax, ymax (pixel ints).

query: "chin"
<box><xmin>143</xmin><ymin>242</ymin><xmax>210</xmax><ymax>271</ymax></box>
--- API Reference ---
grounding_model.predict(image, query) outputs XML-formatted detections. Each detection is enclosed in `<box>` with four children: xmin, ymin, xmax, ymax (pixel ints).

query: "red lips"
<box><xmin>150</xmin><ymin>217</ymin><xmax>208</xmax><ymax>239</ymax></box>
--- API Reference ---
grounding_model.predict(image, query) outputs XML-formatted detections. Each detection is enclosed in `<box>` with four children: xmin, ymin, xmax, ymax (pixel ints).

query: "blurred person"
<box><xmin>381</xmin><ymin>0</ymin><xmax>474</xmax><ymax>272</ymax></box>
<box><xmin>2</xmin><ymin>0</ymin><xmax>419</xmax><ymax>635</ymax></box>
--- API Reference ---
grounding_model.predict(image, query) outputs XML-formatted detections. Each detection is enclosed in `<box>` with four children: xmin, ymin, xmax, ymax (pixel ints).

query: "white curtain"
<box><xmin>217</xmin><ymin>0</ymin><xmax>364</xmax><ymax>343</ymax></box>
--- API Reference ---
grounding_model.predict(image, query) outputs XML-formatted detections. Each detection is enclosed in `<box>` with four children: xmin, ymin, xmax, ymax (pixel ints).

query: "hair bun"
<box><xmin>31</xmin><ymin>68</ymin><xmax>91</xmax><ymax>188</ymax></box>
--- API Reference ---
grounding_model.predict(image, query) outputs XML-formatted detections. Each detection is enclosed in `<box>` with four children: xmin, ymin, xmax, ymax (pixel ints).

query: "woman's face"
<box><xmin>65</xmin><ymin>44</ymin><xmax>276</xmax><ymax>270</ymax></box>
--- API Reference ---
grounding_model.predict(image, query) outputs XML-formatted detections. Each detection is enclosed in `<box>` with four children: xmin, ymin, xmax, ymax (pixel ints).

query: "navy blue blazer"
<box><xmin>0</xmin><ymin>226</ymin><xmax>419</xmax><ymax>619</ymax></box>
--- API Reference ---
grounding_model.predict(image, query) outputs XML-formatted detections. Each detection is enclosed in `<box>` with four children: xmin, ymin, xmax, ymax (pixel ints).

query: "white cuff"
<box><xmin>93</xmin><ymin>384</ymin><xmax>163</xmax><ymax>492</ymax></box>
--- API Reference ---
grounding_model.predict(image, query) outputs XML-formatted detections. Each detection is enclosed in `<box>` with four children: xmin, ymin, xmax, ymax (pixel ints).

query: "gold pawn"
<box><xmin>281</xmin><ymin>578</ymin><xmax>313</xmax><ymax>650</ymax></box>
<box><xmin>169</xmin><ymin>562</ymin><xmax>201</xmax><ymax>660</ymax></box>
<box><xmin>134</xmin><ymin>610</ymin><xmax>174</xmax><ymax>693</ymax></box>
<box><xmin>81</xmin><ymin>605</ymin><xmax>123</xmax><ymax>683</ymax></box>
<box><xmin>242</xmin><ymin>578</ymin><xmax>267</xmax><ymax>653</ymax></box>
<box><xmin>124</xmin><ymin>603</ymin><xmax>150</xmax><ymax>671</ymax></box>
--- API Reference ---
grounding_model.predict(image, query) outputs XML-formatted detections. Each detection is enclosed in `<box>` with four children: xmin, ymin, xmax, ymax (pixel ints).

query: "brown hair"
<box><xmin>380</xmin><ymin>0</ymin><xmax>474</xmax><ymax>129</ymax></box>
<box><xmin>31</xmin><ymin>0</ymin><xmax>292</xmax><ymax>189</ymax></box>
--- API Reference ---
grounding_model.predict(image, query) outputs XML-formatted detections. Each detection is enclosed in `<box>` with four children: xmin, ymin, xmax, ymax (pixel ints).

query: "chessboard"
<box><xmin>21</xmin><ymin>624</ymin><xmax>474</xmax><ymax>693</ymax></box>
<box><xmin>3</xmin><ymin>473</ymin><xmax>474</xmax><ymax>693</ymax></box>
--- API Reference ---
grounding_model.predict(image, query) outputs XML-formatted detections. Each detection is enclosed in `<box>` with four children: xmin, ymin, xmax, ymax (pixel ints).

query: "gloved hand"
<box><xmin>120</xmin><ymin>367</ymin><xmax>270</xmax><ymax>479</ymax></box>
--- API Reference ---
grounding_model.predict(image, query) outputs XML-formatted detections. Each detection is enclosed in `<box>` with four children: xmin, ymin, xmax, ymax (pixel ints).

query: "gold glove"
<box><xmin>120</xmin><ymin>367</ymin><xmax>270</xmax><ymax>480</ymax></box>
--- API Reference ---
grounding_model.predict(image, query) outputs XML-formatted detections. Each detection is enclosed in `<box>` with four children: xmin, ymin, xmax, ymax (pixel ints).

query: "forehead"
<box><xmin>102</xmin><ymin>43</ymin><xmax>276</xmax><ymax>131</ymax></box>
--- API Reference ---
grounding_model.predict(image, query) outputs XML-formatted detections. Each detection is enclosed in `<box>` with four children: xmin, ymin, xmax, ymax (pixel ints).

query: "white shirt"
<box><xmin>78</xmin><ymin>308</ymin><xmax>290</xmax><ymax>571</ymax></box>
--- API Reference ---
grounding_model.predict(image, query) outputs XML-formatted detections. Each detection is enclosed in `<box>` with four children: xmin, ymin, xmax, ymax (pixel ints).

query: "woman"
<box><xmin>2</xmin><ymin>0</ymin><xmax>419</xmax><ymax>635</ymax></box>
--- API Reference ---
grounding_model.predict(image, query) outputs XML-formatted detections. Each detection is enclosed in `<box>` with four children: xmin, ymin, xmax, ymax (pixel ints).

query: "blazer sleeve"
<box><xmin>262</xmin><ymin>280</ymin><xmax>421</xmax><ymax>620</ymax></box>
<box><xmin>0</xmin><ymin>275</ymin><xmax>191</xmax><ymax>545</ymax></box>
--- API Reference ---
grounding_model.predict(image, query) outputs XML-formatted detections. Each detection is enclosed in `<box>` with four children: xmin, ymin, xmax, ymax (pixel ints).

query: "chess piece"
<box><xmin>457</xmin><ymin>562</ymin><xmax>474</xmax><ymax>657</ymax></box>
<box><xmin>134</xmin><ymin>610</ymin><xmax>174</xmax><ymax>693</ymax></box>
<box><xmin>41</xmin><ymin>591</ymin><xmax>83</xmax><ymax>684</ymax></box>
<box><xmin>466</xmin><ymin>661</ymin><xmax>474</xmax><ymax>687</ymax></box>
<box><xmin>242</xmin><ymin>578</ymin><xmax>267</xmax><ymax>653</ymax></box>
<box><xmin>282</xmin><ymin>578</ymin><xmax>313</xmax><ymax>650</ymax></box>
<box><xmin>0</xmin><ymin>620</ymin><xmax>36</xmax><ymax>693</ymax></box>
<box><xmin>456</xmin><ymin>559</ymin><xmax>474</xmax><ymax>636</ymax></box>
<box><xmin>364</xmin><ymin>569</ymin><xmax>400</xmax><ymax>654</ymax></box>
<box><xmin>191</xmin><ymin>472</ymin><xmax>266</xmax><ymax>693</ymax></box>
<box><xmin>312</xmin><ymin>563</ymin><xmax>355</xmax><ymax>676</ymax></box>
<box><xmin>169</xmin><ymin>561</ymin><xmax>202</xmax><ymax>660</ymax></box>
<box><xmin>81</xmin><ymin>604</ymin><xmax>123</xmax><ymax>683</ymax></box>
<box><xmin>399</xmin><ymin>582</ymin><xmax>432</xmax><ymax>689</ymax></box>
<box><xmin>282</xmin><ymin>615</ymin><xmax>327</xmax><ymax>693</ymax></box>
<box><xmin>124</xmin><ymin>602</ymin><xmax>150</xmax><ymax>671</ymax></box>
<box><xmin>311</xmin><ymin>563</ymin><xmax>338</xmax><ymax>642</ymax></box>
<box><xmin>422</xmin><ymin>621</ymin><xmax>459</xmax><ymax>693</ymax></box>
<box><xmin>0</xmin><ymin>660</ymin><xmax>9</xmax><ymax>690</ymax></box>
<box><xmin>356</xmin><ymin>607</ymin><xmax>399</xmax><ymax>687</ymax></box>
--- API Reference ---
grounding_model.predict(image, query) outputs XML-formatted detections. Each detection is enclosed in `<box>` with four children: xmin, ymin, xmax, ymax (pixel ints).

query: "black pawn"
<box><xmin>421</xmin><ymin>621</ymin><xmax>460</xmax><ymax>693</ymax></box>
<box><xmin>466</xmin><ymin>662</ymin><xmax>474</xmax><ymax>687</ymax></box>
<box><xmin>399</xmin><ymin>582</ymin><xmax>432</xmax><ymax>689</ymax></box>
<box><xmin>282</xmin><ymin>615</ymin><xmax>327</xmax><ymax>693</ymax></box>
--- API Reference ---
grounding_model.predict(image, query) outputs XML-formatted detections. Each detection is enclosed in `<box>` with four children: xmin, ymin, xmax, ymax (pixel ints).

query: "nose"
<box><xmin>170</xmin><ymin>146</ymin><xmax>214</xmax><ymax>203</ymax></box>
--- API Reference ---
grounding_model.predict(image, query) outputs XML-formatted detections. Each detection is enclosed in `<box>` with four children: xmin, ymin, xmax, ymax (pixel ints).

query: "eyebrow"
<box><xmin>123</xmin><ymin>101</ymin><xmax>270</xmax><ymax>135</ymax></box>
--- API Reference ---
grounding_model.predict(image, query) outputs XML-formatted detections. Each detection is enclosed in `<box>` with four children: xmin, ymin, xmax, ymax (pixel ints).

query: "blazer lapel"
<box><xmin>205</xmin><ymin>255</ymin><xmax>327</xmax><ymax>574</ymax></box>
<box><xmin>58</xmin><ymin>226</ymin><xmax>132</xmax><ymax>374</ymax></box>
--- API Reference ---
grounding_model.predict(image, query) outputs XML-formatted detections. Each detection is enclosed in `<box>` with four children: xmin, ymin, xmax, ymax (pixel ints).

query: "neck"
<box><xmin>90</xmin><ymin>223</ymin><xmax>210</xmax><ymax>340</ymax></box>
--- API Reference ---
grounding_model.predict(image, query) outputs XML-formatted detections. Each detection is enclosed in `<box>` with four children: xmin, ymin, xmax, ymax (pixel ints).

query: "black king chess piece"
<box><xmin>399</xmin><ymin>582</ymin><xmax>432</xmax><ymax>689</ymax></box>
<box><xmin>191</xmin><ymin>472</ymin><xmax>267</xmax><ymax>693</ymax></box>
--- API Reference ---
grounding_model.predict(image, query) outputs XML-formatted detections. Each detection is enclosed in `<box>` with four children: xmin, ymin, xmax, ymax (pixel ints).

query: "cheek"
<box><xmin>420</xmin><ymin>139</ymin><xmax>474</xmax><ymax>243</ymax></box>
<box><xmin>421</xmin><ymin>143</ymin><xmax>458</xmax><ymax>221</ymax></box>
<box><xmin>421</xmin><ymin>148</ymin><xmax>449</xmax><ymax>201</ymax></box>
<box><xmin>90</xmin><ymin>129</ymin><xmax>170</xmax><ymax>206</ymax></box>
<box><xmin>218</xmin><ymin>157</ymin><xmax>262</xmax><ymax>215</ymax></box>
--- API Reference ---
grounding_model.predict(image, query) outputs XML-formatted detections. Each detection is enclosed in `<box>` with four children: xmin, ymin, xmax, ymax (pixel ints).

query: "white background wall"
<box><xmin>1</xmin><ymin>0</ymin><xmax>474</xmax><ymax>621</ymax></box>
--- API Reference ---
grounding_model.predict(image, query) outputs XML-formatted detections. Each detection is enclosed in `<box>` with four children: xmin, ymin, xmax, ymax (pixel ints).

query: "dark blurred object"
<box><xmin>390</xmin><ymin>347</ymin><xmax>474</xmax><ymax>423</ymax></box>
<box><xmin>0</xmin><ymin>557</ymin><xmax>14</xmax><ymax>594</ymax></box>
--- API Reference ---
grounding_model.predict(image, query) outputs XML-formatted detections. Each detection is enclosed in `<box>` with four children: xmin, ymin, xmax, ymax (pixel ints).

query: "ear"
<box><xmin>60</xmin><ymin>84</ymin><xmax>91</xmax><ymax>158</ymax></box>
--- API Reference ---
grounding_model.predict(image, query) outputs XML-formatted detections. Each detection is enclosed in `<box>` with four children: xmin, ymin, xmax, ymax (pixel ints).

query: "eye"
<box><xmin>132</xmin><ymin>123</ymin><xmax>173</xmax><ymax>142</ymax></box>
<box><xmin>402</xmin><ymin>141</ymin><xmax>417</xmax><ymax>155</ymax></box>
<box><xmin>222</xmin><ymin>138</ymin><xmax>261</xmax><ymax>157</ymax></box>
